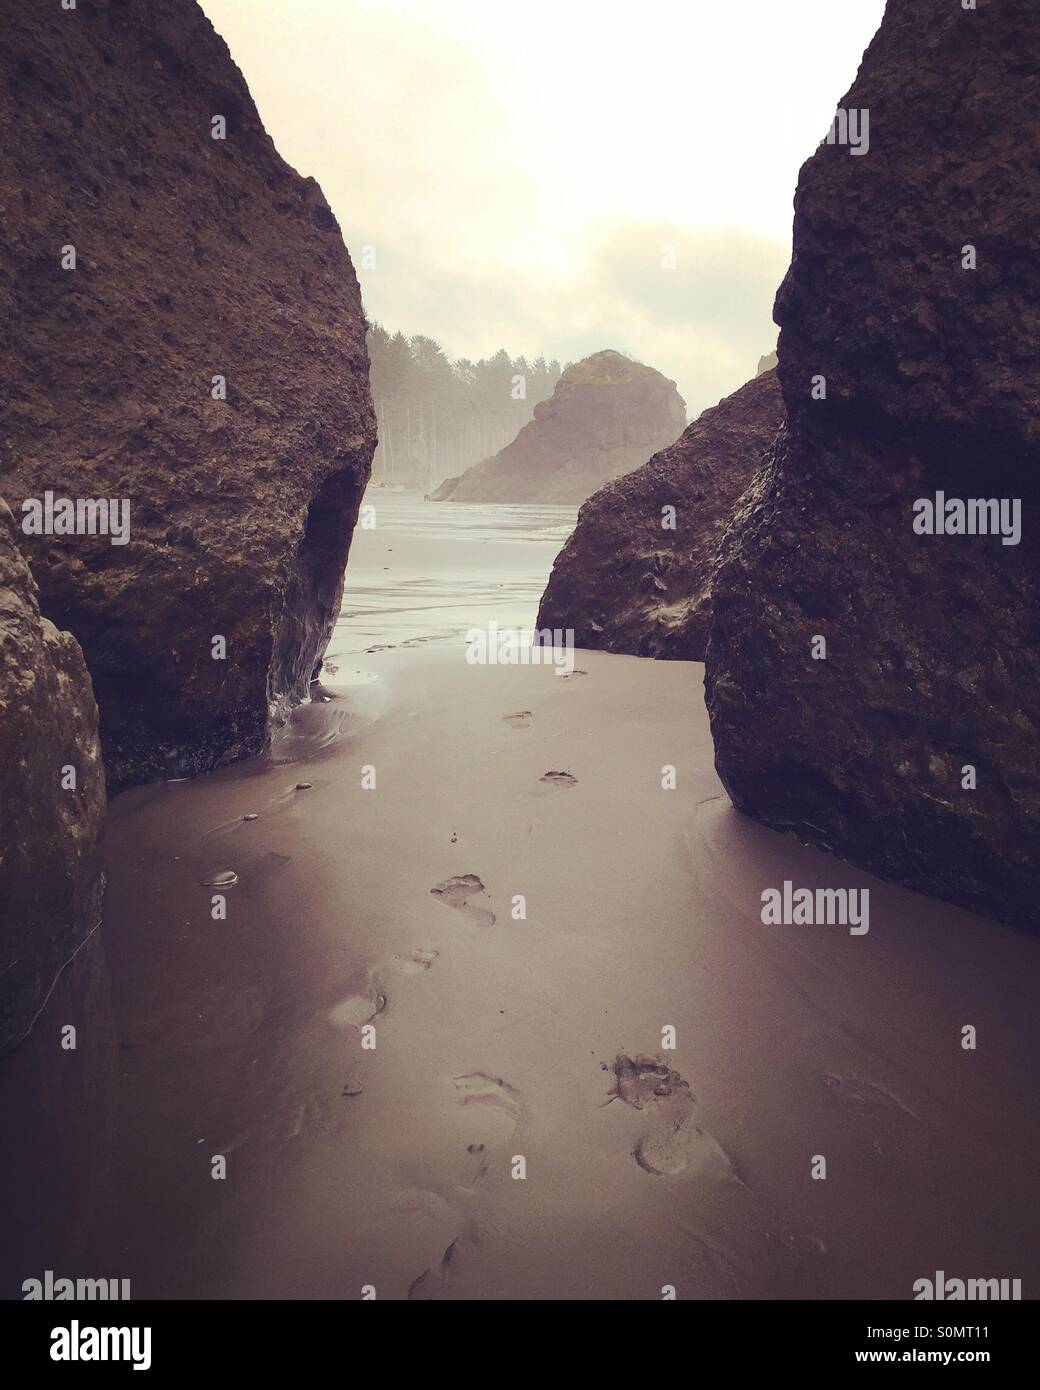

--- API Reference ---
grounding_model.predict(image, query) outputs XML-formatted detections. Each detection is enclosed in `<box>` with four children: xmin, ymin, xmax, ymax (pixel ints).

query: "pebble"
<box><xmin>202</xmin><ymin>869</ymin><xmax>238</xmax><ymax>888</ymax></box>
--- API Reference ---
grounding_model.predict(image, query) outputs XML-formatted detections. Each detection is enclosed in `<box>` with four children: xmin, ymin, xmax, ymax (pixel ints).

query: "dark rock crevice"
<box><xmin>273</xmin><ymin>463</ymin><xmax>366</xmax><ymax>704</ymax></box>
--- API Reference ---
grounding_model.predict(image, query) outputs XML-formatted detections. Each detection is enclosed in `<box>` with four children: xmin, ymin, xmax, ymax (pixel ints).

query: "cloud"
<box><xmin>200</xmin><ymin>0</ymin><xmax>883</xmax><ymax>418</ymax></box>
<box><xmin>357</xmin><ymin>217</ymin><xmax>787</xmax><ymax>417</ymax></box>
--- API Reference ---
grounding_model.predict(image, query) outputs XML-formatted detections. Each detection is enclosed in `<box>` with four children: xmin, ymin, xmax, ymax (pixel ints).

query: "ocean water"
<box><xmin>324</xmin><ymin>490</ymin><xmax>577</xmax><ymax>666</ymax></box>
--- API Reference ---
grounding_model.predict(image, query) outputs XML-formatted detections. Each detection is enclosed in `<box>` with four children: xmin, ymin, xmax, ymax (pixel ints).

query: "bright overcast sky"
<box><xmin>200</xmin><ymin>0</ymin><xmax>884</xmax><ymax>416</ymax></box>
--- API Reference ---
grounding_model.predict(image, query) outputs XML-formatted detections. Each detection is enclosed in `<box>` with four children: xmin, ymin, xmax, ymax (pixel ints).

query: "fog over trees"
<box><xmin>367</xmin><ymin>322</ymin><xmax>563</xmax><ymax>488</ymax></box>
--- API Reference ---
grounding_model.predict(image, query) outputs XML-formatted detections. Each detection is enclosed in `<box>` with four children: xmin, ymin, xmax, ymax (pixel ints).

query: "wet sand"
<box><xmin>4</xmin><ymin>643</ymin><xmax>1038</xmax><ymax>1300</ymax></box>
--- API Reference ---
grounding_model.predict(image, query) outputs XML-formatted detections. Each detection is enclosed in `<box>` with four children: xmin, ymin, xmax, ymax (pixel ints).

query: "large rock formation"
<box><xmin>706</xmin><ymin>0</ymin><xmax>1040</xmax><ymax>930</ymax></box>
<box><xmin>0</xmin><ymin>0</ymin><xmax>375</xmax><ymax>789</ymax></box>
<box><xmin>433</xmin><ymin>351</ymin><xmax>686</xmax><ymax>505</ymax></box>
<box><xmin>0</xmin><ymin>501</ymin><xmax>106</xmax><ymax>1055</ymax></box>
<box><xmin>537</xmin><ymin>372</ymin><xmax>783</xmax><ymax>658</ymax></box>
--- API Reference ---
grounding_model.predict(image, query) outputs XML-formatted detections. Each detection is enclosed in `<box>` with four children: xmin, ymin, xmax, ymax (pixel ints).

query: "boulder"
<box><xmin>537</xmin><ymin>372</ymin><xmax>783</xmax><ymax>658</ymax></box>
<box><xmin>705</xmin><ymin>0</ymin><xmax>1040</xmax><ymax>930</ymax></box>
<box><xmin>0</xmin><ymin>0</ymin><xmax>376</xmax><ymax>789</ymax></box>
<box><xmin>0</xmin><ymin>501</ymin><xmax>105</xmax><ymax>1055</ymax></box>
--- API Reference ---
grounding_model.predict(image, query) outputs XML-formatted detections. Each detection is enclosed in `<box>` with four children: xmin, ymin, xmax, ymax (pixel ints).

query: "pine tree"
<box><xmin>366</xmin><ymin>324</ymin><xmax>562</xmax><ymax>486</ymax></box>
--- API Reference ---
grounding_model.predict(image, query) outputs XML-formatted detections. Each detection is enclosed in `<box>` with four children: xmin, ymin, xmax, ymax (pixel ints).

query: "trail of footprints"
<box><xmin>362</xmin><ymin>693</ymin><xmax>759</xmax><ymax>1294</ymax></box>
<box><xmin>321</xmin><ymin>694</ymin><xmax>892</xmax><ymax>1289</ymax></box>
<box><xmin>207</xmin><ymin>697</ymin><xmax>876</xmax><ymax>1291</ymax></box>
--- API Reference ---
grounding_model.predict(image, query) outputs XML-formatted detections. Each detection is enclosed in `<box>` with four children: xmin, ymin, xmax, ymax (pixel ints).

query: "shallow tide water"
<box><xmin>326</xmin><ymin>490</ymin><xmax>577</xmax><ymax>660</ymax></box>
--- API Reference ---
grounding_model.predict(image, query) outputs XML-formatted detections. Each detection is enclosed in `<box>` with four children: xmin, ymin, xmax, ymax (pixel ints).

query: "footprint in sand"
<box><xmin>454</xmin><ymin>1072</ymin><xmax>523</xmax><ymax>1122</ymax></box>
<box><xmin>823</xmin><ymin>1072</ymin><xmax>917</xmax><ymax>1120</ymax></box>
<box><xmin>336</xmin><ymin>951</ymin><xmax>436</xmax><ymax>1038</ymax></box>
<box><xmin>503</xmin><ymin>710</ymin><xmax>532</xmax><ymax>729</ymax></box>
<box><xmin>430</xmin><ymin>875</ymin><xmax>496</xmax><ymax>927</ymax></box>
<box><xmin>391</xmin><ymin>948</ymin><xmax>439</xmax><ymax>975</ymax></box>
<box><xmin>634</xmin><ymin>1117</ymin><xmax>740</xmax><ymax>1180</ymax></box>
<box><xmin>328</xmin><ymin>992</ymin><xmax>386</xmax><ymax>1029</ymax></box>
<box><xmin>407</xmin><ymin>1233</ymin><xmax>470</xmax><ymax>1301</ymax></box>
<box><xmin>608</xmin><ymin>1055</ymin><xmax>692</xmax><ymax>1110</ymax></box>
<box><xmin>540</xmin><ymin>770</ymin><xmax>577</xmax><ymax>788</ymax></box>
<box><xmin>387</xmin><ymin>1189</ymin><xmax>471</xmax><ymax>1300</ymax></box>
<box><xmin>608</xmin><ymin>1054</ymin><xmax>741</xmax><ymax>1183</ymax></box>
<box><xmin>452</xmin><ymin>1073</ymin><xmax>523</xmax><ymax>1183</ymax></box>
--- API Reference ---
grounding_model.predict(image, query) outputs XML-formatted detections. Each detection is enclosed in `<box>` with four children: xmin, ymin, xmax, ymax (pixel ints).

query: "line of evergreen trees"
<box><xmin>367</xmin><ymin>323</ymin><xmax>564</xmax><ymax>488</ymax></box>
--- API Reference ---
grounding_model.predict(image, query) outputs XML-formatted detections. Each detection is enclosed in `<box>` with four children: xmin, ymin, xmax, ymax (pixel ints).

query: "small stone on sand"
<box><xmin>202</xmin><ymin>869</ymin><xmax>238</xmax><ymax>888</ymax></box>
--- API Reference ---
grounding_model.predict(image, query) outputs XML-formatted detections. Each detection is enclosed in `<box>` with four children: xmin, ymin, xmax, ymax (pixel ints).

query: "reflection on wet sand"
<box><xmin>4</xmin><ymin>496</ymin><xmax>1039</xmax><ymax>1301</ymax></box>
<box><xmin>0</xmin><ymin>930</ymin><xmax>118</xmax><ymax>1296</ymax></box>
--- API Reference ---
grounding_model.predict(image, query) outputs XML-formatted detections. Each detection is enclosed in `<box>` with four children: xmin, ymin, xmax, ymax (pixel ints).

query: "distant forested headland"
<box><xmin>367</xmin><ymin>323</ymin><xmax>563</xmax><ymax>488</ymax></box>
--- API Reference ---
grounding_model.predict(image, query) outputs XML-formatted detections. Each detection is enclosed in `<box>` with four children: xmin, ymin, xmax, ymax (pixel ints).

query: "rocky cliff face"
<box><xmin>434</xmin><ymin>351</ymin><xmax>686</xmax><ymax>505</ymax></box>
<box><xmin>537</xmin><ymin>372</ymin><xmax>783</xmax><ymax>658</ymax></box>
<box><xmin>0</xmin><ymin>0</ymin><xmax>376</xmax><ymax>789</ymax></box>
<box><xmin>0</xmin><ymin>502</ymin><xmax>106</xmax><ymax>1055</ymax></box>
<box><xmin>705</xmin><ymin>0</ymin><xmax>1040</xmax><ymax>930</ymax></box>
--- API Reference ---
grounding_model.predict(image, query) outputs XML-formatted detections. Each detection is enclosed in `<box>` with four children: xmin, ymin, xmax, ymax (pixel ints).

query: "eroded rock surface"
<box><xmin>705</xmin><ymin>0</ymin><xmax>1040</xmax><ymax>930</ymax></box>
<box><xmin>0</xmin><ymin>501</ymin><xmax>105</xmax><ymax>1054</ymax></box>
<box><xmin>537</xmin><ymin>372</ymin><xmax>782</xmax><ymax>658</ymax></box>
<box><xmin>0</xmin><ymin>0</ymin><xmax>375</xmax><ymax>788</ymax></box>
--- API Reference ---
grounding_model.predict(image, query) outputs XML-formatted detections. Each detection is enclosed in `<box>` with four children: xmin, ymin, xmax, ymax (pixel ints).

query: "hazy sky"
<box><xmin>200</xmin><ymin>0</ymin><xmax>885</xmax><ymax>416</ymax></box>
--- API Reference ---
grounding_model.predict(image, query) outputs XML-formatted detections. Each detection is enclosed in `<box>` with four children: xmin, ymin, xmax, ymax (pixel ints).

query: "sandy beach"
<box><xmin>4</xmin><ymin>0</ymin><xmax>1038</xmax><ymax>1344</ymax></box>
<box><xmin>3</xmin><ymin>497</ymin><xmax>1038</xmax><ymax>1300</ymax></box>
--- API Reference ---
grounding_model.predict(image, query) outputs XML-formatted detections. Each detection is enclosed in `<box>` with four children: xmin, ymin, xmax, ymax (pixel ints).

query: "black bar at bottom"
<box><xmin>2</xmin><ymin>1297</ymin><xmax>1031</xmax><ymax>1375</ymax></box>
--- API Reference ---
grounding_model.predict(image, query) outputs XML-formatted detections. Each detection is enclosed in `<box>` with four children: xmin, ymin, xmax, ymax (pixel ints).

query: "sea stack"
<box><xmin>705</xmin><ymin>0</ymin><xmax>1040</xmax><ymax>930</ymax></box>
<box><xmin>537</xmin><ymin>371</ymin><xmax>783</xmax><ymax>658</ymax></box>
<box><xmin>0</xmin><ymin>501</ymin><xmax>105</xmax><ymax>1054</ymax></box>
<box><xmin>433</xmin><ymin>350</ymin><xmax>686</xmax><ymax>505</ymax></box>
<box><xmin>0</xmin><ymin>0</ymin><xmax>376</xmax><ymax>789</ymax></box>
